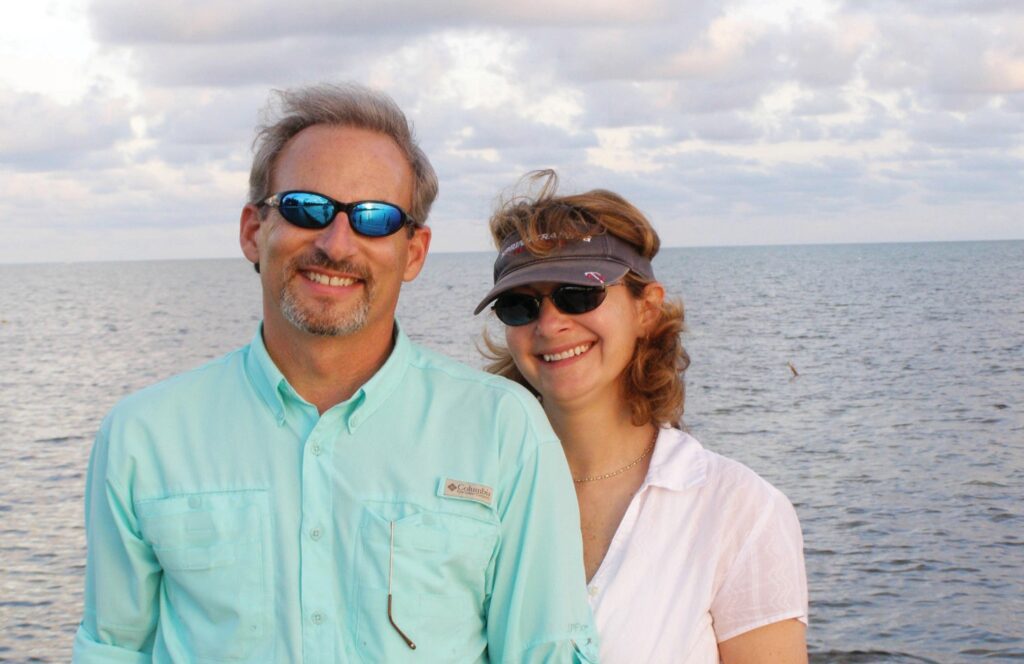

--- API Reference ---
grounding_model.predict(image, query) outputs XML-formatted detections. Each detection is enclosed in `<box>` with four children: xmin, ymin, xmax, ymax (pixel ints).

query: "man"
<box><xmin>73</xmin><ymin>83</ymin><xmax>598</xmax><ymax>663</ymax></box>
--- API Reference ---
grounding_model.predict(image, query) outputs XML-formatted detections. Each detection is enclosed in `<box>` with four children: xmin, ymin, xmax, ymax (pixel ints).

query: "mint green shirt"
<box><xmin>73</xmin><ymin>326</ymin><xmax>598</xmax><ymax>663</ymax></box>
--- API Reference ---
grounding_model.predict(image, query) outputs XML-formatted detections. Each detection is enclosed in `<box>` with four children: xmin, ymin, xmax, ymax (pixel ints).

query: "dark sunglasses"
<box><xmin>261</xmin><ymin>190</ymin><xmax>415</xmax><ymax>237</ymax></box>
<box><xmin>493</xmin><ymin>284</ymin><xmax>617</xmax><ymax>326</ymax></box>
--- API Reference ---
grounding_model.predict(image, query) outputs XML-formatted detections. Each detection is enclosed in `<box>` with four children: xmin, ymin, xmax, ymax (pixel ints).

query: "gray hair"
<box><xmin>248</xmin><ymin>82</ymin><xmax>439</xmax><ymax>225</ymax></box>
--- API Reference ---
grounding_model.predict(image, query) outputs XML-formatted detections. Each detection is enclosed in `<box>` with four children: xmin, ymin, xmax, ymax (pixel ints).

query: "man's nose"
<box><xmin>313</xmin><ymin>215</ymin><xmax>359</xmax><ymax>261</ymax></box>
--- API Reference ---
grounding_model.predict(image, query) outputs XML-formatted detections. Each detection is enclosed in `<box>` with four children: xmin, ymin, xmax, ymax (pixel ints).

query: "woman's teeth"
<box><xmin>305</xmin><ymin>272</ymin><xmax>356</xmax><ymax>287</ymax></box>
<box><xmin>542</xmin><ymin>343</ymin><xmax>592</xmax><ymax>363</ymax></box>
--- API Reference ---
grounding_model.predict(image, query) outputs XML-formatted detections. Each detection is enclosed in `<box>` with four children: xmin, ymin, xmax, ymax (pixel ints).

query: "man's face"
<box><xmin>240</xmin><ymin>124</ymin><xmax>430</xmax><ymax>344</ymax></box>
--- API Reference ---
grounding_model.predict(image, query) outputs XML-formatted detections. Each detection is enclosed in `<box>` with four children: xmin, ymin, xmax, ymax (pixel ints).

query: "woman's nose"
<box><xmin>534</xmin><ymin>295</ymin><xmax>571</xmax><ymax>336</ymax></box>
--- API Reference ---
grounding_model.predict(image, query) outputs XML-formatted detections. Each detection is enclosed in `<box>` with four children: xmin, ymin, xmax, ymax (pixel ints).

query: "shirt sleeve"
<box><xmin>72</xmin><ymin>418</ymin><xmax>162</xmax><ymax>663</ymax></box>
<box><xmin>485</xmin><ymin>438</ymin><xmax>600</xmax><ymax>663</ymax></box>
<box><xmin>710</xmin><ymin>483</ymin><xmax>808</xmax><ymax>642</ymax></box>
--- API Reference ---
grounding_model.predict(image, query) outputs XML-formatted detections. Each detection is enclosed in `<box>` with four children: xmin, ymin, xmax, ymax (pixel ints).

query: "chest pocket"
<box><xmin>353</xmin><ymin>501</ymin><xmax>497</xmax><ymax>663</ymax></box>
<box><xmin>137</xmin><ymin>490</ymin><xmax>273</xmax><ymax>662</ymax></box>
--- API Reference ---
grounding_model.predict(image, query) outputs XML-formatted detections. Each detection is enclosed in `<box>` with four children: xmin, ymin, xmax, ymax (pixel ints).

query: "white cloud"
<box><xmin>88</xmin><ymin>0</ymin><xmax>685</xmax><ymax>45</ymax></box>
<box><xmin>0</xmin><ymin>0</ymin><xmax>1021</xmax><ymax>263</ymax></box>
<box><xmin>0</xmin><ymin>86</ymin><xmax>135</xmax><ymax>170</ymax></box>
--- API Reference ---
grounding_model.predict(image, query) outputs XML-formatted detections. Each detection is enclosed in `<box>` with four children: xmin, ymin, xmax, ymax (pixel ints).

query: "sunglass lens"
<box><xmin>552</xmin><ymin>286</ymin><xmax>607</xmax><ymax>314</ymax></box>
<box><xmin>279</xmin><ymin>192</ymin><xmax>335</xmax><ymax>228</ymax></box>
<box><xmin>350</xmin><ymin>203</ymin><xmax>405</xmax><ymax>237</ymax></box>
<box><xmin>493</xmin><ymin>293</ymin><xmax>540</xmax><ymax>326</ymax></box>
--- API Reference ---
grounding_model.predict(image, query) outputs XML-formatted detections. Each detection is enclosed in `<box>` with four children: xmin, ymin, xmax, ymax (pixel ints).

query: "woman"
<box><xmin>474</xmin><ymin>171</ymin><xmax>808</xmax><ymax>663</ymax></box>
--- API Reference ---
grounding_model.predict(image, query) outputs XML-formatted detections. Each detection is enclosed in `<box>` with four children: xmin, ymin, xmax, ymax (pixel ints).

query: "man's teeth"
<box><xmin>306</xmin><ymin>272</ymin><xmax>356</xmax><ymax>287</ymax></box>
<box><xmin>543</xmin><ymin>343</ymin><xmax>592</xmax><ymax>362</ymax></box>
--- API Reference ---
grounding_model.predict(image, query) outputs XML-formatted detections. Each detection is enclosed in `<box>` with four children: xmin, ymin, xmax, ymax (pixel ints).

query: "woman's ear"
<box><xmin>637</xmin><ymin>282</ymin><xmax>665</xmax><ymax>336</ymax></box>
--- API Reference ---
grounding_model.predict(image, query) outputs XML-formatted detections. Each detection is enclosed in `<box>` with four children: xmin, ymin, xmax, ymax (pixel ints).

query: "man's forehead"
<box><xmin>282</xmin><ymin>124</ymin><xmax>404</xmax><ymax>159</ymax></box>
<box><xmin>271</xmin><ymin>124</ymin><xmax>414</xmax><ymax>199</ymax></box>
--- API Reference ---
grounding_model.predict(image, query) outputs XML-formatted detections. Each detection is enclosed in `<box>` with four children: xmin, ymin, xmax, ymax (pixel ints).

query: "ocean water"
<box><xmin>1</xmin><ymin>240</ymin><xmax>1021</xmax><ymax>662</ymax></box>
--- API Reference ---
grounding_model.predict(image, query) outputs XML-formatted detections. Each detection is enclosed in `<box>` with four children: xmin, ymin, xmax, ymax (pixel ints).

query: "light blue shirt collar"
<box><xmin>244</xmin><ymin>321</ymin><xmax>413</xmax><ymax>433</ymax></box>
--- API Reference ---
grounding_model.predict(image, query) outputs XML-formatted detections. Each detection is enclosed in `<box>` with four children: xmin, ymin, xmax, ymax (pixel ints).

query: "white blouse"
<box><xmin>587</xmin><ymin>427</ymin><xmax>808</xmax><ymax>663</ymax></box>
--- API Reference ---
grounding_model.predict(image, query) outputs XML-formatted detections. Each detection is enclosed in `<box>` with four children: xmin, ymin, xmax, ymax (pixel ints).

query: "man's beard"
<box><xmin>280</xmin><ymin>251</ymin><xmax>374</xmax><ymax>337</ymax></box>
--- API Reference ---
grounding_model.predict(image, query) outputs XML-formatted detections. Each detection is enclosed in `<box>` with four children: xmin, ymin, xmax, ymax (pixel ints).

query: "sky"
<box><xmin>0</xmin><ymin>0</ymin><xmax>1022</xmax><ymax>264</ymax></box>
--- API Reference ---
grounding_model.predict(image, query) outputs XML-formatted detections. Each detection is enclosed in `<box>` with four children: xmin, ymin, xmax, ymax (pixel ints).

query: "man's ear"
<box><xmin>240</xmin><ymin>204</ymin><xmax>263</xmax><ymax>268</ymax></box>
<box><xmin>402</xmin><ymin>225</ymin><xmax>432</xmax><ymax>282</ymax></box>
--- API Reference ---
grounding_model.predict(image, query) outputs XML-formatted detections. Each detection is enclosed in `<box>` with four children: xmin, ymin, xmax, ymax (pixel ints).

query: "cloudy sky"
<box><xmin>1</xmin><ymin>0</ymin><xmax>1022</xmax><ymax>263</ymax></box>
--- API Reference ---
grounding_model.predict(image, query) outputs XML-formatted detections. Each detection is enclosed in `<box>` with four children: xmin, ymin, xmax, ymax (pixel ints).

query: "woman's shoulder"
<box><xmin>658</xmin><ymin>428</ymin><xmax>797</xmax><ymax>521</ymax></box>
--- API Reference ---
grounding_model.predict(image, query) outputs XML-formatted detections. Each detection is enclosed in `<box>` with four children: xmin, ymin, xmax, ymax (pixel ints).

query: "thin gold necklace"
<box><xmin>573</xmin><ymin>427</ymin><xmax>658</xmax><ymax>483</ymax></box>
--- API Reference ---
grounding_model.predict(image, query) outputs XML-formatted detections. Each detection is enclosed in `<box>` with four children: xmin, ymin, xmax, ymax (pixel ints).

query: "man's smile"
<box><xmin>302</xmin><ymin>270</ymin><xmax>359</xmax><ymax>288</ymax></box>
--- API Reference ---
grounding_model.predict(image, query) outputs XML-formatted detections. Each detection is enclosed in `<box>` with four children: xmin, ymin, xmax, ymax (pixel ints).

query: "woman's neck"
<box><xmin>545</xmin><ymin>397</ymin><xmax>655</xmax><ymax>480</ymax></box>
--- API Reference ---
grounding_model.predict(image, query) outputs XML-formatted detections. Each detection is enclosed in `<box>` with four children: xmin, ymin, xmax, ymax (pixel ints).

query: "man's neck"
<box><xmin>262</xmin><ymin>319</ymin><xmax>396</xmax><ymax>414</ymax></box>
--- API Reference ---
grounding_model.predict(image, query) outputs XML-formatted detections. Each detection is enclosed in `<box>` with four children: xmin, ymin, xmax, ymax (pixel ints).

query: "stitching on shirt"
<box><xmin>134</xmin><ymin>488</ymin><xmax>270</xmax><ymax>506</ymax></box>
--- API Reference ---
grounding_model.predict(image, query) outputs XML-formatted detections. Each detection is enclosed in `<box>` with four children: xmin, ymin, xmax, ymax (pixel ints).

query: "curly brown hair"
<box><xmin>481</xmin><ymin>170</ymin><xmax>690</xmax><ymax>428</ymax></box>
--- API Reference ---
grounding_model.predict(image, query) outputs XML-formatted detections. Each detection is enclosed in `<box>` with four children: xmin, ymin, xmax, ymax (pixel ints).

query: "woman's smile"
<box><xmin>539</xmin><ymin>341</ymin><xmax>594</xmax><ymax>363</ymax></box>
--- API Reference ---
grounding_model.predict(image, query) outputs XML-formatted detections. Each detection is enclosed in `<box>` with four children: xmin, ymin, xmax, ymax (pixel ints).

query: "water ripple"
<box><xmin>2</xmin><ymin>243</ymin><xmax>1023</xmax><ymax>661</ymax></box>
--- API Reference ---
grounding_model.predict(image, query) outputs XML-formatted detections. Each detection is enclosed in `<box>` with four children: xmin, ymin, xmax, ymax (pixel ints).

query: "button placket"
<box><xmin>299</xmin><ymin>420</ymin><xmax>336</xmax><ymax>657</ymax></box>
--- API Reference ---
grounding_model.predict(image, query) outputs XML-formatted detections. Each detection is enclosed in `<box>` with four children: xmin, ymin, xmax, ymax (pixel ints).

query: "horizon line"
<box><xmin>2</xmin><ymin>236</ymin><xmax>1021</xmax><ymax>267</ymax></box>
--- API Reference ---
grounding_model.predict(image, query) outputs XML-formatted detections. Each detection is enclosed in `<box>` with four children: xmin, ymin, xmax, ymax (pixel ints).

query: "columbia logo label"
<box><xmin>442</xmin><ymin>479</ymin><xmax>494</xmax><ymax>505</ymax></box>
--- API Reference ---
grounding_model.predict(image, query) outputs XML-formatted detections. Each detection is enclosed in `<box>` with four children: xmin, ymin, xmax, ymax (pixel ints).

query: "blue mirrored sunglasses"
<box><xmin>261</xmin><ymin>190</ymin><xmax>415</xmax><ymax>237</ymax></box>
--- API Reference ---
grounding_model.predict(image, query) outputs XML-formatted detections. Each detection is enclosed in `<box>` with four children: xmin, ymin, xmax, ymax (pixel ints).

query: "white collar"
<box><xmin>643</xmin><ymin>427</ymin><xmax>709</xmax><ymax>492</ymax></box>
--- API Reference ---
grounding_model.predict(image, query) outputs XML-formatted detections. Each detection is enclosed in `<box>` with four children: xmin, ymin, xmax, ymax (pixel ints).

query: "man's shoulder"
<box><xmin>108</xmin><ymin>347</ymin><xmax>247</xmax><ymax>422</ymax></box>
<box><xmin>405</xmin><ymin>341</ymin><xmax>538</xmax><ymax>405</ymax></box>
<box><xmin>402</xmin><ymin>341</ymin><xmax>557</xmax><ymax>455</ymax></box>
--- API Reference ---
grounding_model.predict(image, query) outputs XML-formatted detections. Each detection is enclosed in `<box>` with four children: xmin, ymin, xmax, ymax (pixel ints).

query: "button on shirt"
<box><xmin>587</xmin><ymin>428</ymin><xmax>807</xmax><ymax>663</ymax></box>
<box><xmin>72</xmin><ymin>326</ymin><xmax>599</xmax><ymax>663</ymax></box>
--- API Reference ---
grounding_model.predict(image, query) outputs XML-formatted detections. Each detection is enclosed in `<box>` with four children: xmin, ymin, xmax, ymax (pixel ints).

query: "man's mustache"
<box><xmin>293</xmin><ymin>250</ymin><xmax>372</xmax><ymax>282</ymax></box>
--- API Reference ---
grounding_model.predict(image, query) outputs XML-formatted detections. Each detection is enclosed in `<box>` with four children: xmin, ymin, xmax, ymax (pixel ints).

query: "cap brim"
<box><xmin>473</xmin><ymin>259</ymin><xmax>630</xmax><ymax>315</ymax></box>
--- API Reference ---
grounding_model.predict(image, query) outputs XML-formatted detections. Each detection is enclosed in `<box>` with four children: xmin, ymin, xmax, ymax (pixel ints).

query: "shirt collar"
<box><xmin>343</xmin><ymin>320</ymin><xmax>412</xmax><ymax>432</ymax></box>
<box><xmin>643</xmin><ymin>427</ymin><xmax>709</xmax><ymax>491</ymax></box>
<box><xmin>245</xmin><ymin>324</ymin><xmax>290</xmax><ymax>425</ymax></box>
<box><xmin>244</xmin><ymin>321</ymin><xmax>413</xmax><ymax>431</ymax></box>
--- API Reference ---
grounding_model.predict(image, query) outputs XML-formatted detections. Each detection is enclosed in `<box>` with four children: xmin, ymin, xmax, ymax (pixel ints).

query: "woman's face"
<box><xmin>503</xmin><ymin>281</ymin><xmax>660</xmax><ymax>412</ymax></box>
